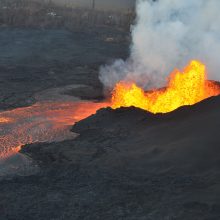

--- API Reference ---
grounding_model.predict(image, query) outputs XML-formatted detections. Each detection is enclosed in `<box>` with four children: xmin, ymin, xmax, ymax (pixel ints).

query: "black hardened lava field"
<box><xmin>1</xmin><ymin>1</ymin><xmax>220</xmax><ymax>220</ymax></box>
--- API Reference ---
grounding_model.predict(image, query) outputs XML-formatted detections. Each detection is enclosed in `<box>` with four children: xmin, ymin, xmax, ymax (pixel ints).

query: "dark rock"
<box><xmin>3</xmin><ymin>95</ymin><xmax>219</xmax><ymax>219</ymax></box>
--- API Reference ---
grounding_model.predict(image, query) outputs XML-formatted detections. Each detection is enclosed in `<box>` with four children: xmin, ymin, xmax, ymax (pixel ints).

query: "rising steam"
<box><xmin>99</xmin><ymin>0</ymin><xmax>220</xmax><ymax>92</ymax></box>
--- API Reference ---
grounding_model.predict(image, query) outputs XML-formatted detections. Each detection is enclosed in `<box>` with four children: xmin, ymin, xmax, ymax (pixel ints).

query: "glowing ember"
<box><xmin>111</xmin><ymin>60</ymin><xmax>220</xmax><ymax>113</ymax></box>
<box><xmin>0</xmin><ymin>117</ymin><xmax>12</xmax><ymax>123</ymax></box>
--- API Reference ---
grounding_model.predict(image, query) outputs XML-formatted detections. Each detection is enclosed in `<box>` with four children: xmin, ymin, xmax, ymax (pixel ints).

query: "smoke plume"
<box><xmin>99</xmin><ymin>0</ymin><xmax>220</xmax><ymax>92</ymax></box>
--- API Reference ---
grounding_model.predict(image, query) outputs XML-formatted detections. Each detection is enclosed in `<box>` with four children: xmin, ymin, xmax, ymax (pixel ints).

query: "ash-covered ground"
<box><xmin>1</xmin><ymin>95</ymin><xmax>220</xmax><ymax>220</ymax></box>
<box><xmin>0</xmin><ymin>27</ymin><xmax>128</xmax><ymax>110</ymax></box>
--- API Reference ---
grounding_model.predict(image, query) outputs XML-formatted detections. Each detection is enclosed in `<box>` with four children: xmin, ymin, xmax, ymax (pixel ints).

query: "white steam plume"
<box><xmin>99</xmin><ymin>0</ymin><xmax>220</xmax><ymax>92</ymax></box>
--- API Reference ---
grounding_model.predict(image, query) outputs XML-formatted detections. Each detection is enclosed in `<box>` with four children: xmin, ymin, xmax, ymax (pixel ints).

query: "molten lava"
<box><xmin>0</xmin><ymin>101</ymin><xmax>108</xmax><ymax>159</ymax></box>
<box><xmin>1</xmin><ymin>60</ymin><xmax>220</xmax><ymax>160</ymax></box>
<box><xmin>111</xmin><ymin>60</ymin><xmax>220</xmax><ymax>113</ymax></box>
<box><xmin>0</xmin><ymin>117</ymin><xmax>12</xmax><ymax>123</ymax></box>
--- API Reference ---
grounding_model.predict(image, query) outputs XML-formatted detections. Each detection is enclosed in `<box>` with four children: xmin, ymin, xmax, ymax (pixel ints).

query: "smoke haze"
<box><xmin>99</xmin><ymin>0</ymin><xmax>220</xmax><ymax>91</ymax></box>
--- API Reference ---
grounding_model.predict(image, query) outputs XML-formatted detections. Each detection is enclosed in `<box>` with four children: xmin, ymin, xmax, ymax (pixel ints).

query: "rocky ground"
<box><xmin>0</xmin><ymin>95</ymin><xmax>220</xmax><ymax>219</ymax></box>
<box><xmin>0</xmin><ymin>27</ymin><xmax>129</xmax><ymax>110</ymax></box>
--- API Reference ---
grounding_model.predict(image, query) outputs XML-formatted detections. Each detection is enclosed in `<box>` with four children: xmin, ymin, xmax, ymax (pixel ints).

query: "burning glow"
<box><xmin>0</xmin><ymin>117</ymin><xmax>12</xmax><ymax>123</ymax></box>
<box><xmin>111</xmin><ymin>60</ymin><xmax>220</xmax><ymax>113</ymax></box>
<box><xmin>1</xmin><ymin>60</ymin><xmax>220</xmax><ymax>160</ymax></box>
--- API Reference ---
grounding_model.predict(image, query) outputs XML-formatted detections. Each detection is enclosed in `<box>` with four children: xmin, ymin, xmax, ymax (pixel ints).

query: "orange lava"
<box><xmin>0</xmin><ymin>101</ymin><xmax>108</xmax><ymax>159</ymax></box>
<box><xmin>1</xmin><ymin>60</ymin><xmax>220</xmax><ymax>160</ymax></box>
<box><xmin>111</xmin><ymin>60</ymin><xmax>220</xmax><ymax>113</ymax></box>
<box><xmin>0</xmin><ymin>117</ymin><xmax>13</xmax><ymax>123</ymax></box>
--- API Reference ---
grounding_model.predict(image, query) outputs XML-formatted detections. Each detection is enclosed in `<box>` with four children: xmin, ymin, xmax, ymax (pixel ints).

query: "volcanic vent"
<box><xmin>1</xmin><ymin>60</ymin><xmax>220</xmax><ymax>162</ymax></box>
<box><xmin>111</xmin><ymin>60</ymin><xmax>220</xmax><ymax>113</ymax></box>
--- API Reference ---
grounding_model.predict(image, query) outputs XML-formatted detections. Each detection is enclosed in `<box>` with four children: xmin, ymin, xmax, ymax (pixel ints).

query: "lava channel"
<box><xmin>0</xmin><ymin>101</ymin><xmax>108</xmax><ymax>159</ymax></box>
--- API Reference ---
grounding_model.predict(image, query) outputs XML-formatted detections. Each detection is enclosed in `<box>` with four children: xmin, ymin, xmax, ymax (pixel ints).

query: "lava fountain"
<box><xmin>1</xmin><ymin>60</ymin><xmax>220</xmax><ymax>160</ymax></box>
<box><xmin>111</xmin><ymin>60</ymin><xmax>220</xmax><ymax>113</ymax></box>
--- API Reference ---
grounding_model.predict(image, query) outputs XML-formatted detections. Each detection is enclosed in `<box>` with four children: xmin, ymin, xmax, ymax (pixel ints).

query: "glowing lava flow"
<box><xmin>1</xmin><ymin>60</ymin><xmax>220</xmax><ymax>160</ymax></box>
<box><xmin>0</xmin><ymin>101</ymin><xmax>108</xmax><ymax>159</ymax></box>
<box><xmin>111</xmin><ymin>60</ymin><xmax>220</xmax><ymax>113</ymax></box>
